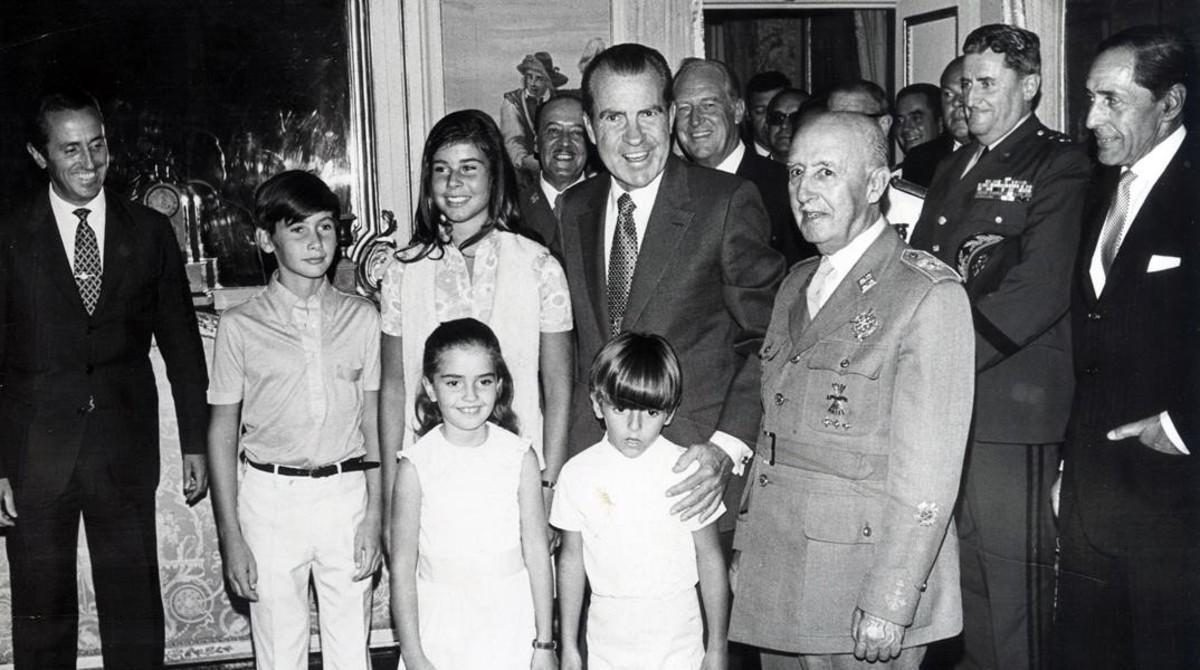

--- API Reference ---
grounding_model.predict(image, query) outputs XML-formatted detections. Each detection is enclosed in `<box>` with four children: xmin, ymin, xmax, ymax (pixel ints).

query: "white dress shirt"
<box><xmin>539</xmin><ymin>173</ymin><xmax>586</xmax><ymax>206</ymax></box>
<box><xmin>49</xmin><ymin>185</ymin><xmax>107</xmax><ymax>271</ymax></box>
<box><xmin>713</xmin><ymin>141</ymin><xmax>747</xmax><ymax>175</ymax></box>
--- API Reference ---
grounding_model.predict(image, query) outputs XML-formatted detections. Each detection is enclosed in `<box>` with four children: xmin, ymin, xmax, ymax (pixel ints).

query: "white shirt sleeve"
<box><xmin>1160</xmin><ymin>411</ymin><xmax>1190</xmax><ymax>455</ymax></box>
<box><xmin>708</xmin><ymin>430</ymin><xmax>753</xmax><ymax>476</ymax></box>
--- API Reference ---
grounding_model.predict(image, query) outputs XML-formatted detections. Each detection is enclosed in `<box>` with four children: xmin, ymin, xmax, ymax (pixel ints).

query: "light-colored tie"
<box><xmin>1097</xmin><ymin>169</ymin><xmax>1137</xmax><ymax>275</ymax></box>
<box><xmin>961</xmin><ymin>144</ymin><xmax>989</xmax><ymax>178</ymax></box>
<box><xmin>606</xmin><ymin>193</ymin><xmax>638</xmax><ymax>336</ymax></box>
<box><xmin>72</xmin><ymin>207</ymin><xmax>102</xmax><ymax>314</ymax></box>
<box><xmin>806</xmin><ymin>256</ymin><xmax>836</xmax><ymax>319</ymax></box>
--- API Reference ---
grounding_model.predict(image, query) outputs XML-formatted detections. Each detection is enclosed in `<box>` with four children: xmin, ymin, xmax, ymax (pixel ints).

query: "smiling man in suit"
<box><xmin>558</xmin><ymin>43</ymin><xmax>785</xmax><ymax>531</ymax></box>
<box><xmin>1055</xmin><ymin>25</ymin><xmax>1199</xmax><ymax>669</ymax></box>
<box><xmin>672</xmin><ymin>58</ymin><xmax>813</xmax><ymax>264</ymax></box>
<box><xmin>0</xmin><ymin>89</ymin><xmax>208</xmax><ymax>669</ymax></box>
<box><xmin>908</xmin><ymin>24</ymin><xmax>1092</xmax><ymax>670</ymax></box>
<box><xmin>517</xmin><ymin>93</ymin><xmax>590</xmax><ymax>255</ymax></box>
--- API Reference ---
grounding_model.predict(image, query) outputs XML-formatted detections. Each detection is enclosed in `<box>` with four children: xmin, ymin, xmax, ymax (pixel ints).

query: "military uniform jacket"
<box><xmin>910</xmin><ymin>116</ymin><xmax>1091</xmax><ymax>443</ymax></box>
<box><xmin>729</xmin><ymin>228</ymin><xmax>975</xmax><ymax>654</ymax></box>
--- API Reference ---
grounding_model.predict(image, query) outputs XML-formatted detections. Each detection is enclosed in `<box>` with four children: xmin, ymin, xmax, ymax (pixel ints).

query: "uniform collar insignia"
<box><xmin>857</xmin><ymin>272</ymin><xmax>877</xmax><ymax>293</ymax></box>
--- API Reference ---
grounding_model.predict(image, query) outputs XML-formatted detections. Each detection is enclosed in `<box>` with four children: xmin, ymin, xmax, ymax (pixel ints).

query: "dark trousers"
<box><xmin>7</xmin><ymin>443</ymin><xmax>164</xmax><ymax>670</ymax></box>
<box><xmin>1054</xmin><ymin>501</ymin><xmax>1200</xmax><ymax>669</ymax></box>
<box><xmin>952</xmin><ymin>441</ymin><xmax>1057</xmax><ymax>670</ymax></box>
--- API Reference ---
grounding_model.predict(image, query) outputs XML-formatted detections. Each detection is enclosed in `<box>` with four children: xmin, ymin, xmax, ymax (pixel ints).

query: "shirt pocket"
<box><xmin>800</xmin><ymin>340</ymin><xmax>885</xmax><ymax>437</ymax></box>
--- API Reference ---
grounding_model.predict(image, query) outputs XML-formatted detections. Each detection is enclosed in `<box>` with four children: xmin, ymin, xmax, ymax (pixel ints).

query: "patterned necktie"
<box><xmin>73</xmin><ymin>207</ymin><xmax>102</xmax><ymax>314</ymax></box>
<box><xmin>806</xmin><ymin>256</ymin><xmax>836</xmax><ymax>319</ymax></box>
<box><xmin>606</xmin><ymin>193</ymin><xmax>638</xmax><ymax>336</ymax></box>
<box><xmin>1098</xmin><ymin>169</ymin><xmax>1137</xmax><ymax>275</ymax></box>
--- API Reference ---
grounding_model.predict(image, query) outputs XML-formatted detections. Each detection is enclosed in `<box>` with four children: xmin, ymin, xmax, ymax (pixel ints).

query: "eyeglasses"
<box><xmin>766</xmin><ymin>110</ymin><xmax>802</xmax><ymax>127</ymax></box>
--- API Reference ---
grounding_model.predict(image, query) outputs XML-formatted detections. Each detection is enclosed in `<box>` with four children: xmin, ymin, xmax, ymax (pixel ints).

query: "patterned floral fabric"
<box><xmin>0</xmin><ymin>312</ymin><xmax>395</xmax><ymax>666</ymax></box>
<box><xmin>378</xmin><ymin>231</ymin><xmax>572</xmax><ymax>336</ymax></box>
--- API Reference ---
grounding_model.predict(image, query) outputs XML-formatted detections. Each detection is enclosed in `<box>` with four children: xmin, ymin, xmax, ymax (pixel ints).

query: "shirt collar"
<box><xmin>539</xmin><ymin>172</ymin><xmax>585</xmax><ymax>202</ymax></box>
<box><xmin>608</xmin><ymin>168</ymin><xmax>665</xmax><ymax>213</ymax></box>
<box><xmin>1126</xmin><ymin>125</ymin><xmax>1186</xmax><ymax>183</ymax></box>
<box><xmin>713</xmin><ymin>140</ymin><xmax>747</xmax><ymax>174</ymax></box>
<box><xmin>825</xmin><ymin>216</ymin><xmax>888</xmax><ymax>278</ymax></box>
<box><xmin>48</xmin><ymin>184</ymin><xmax>105</xmax><ymax>224</ymax></box>
<box><xmin>265</xmin><ymin>271</ymin><xmax>332</xmax><ymax>320</ymax></box>
<box><xmin>986</xmin><ymin>113</ymin><xmax>1033</xmax><ymax>150</ymax></box>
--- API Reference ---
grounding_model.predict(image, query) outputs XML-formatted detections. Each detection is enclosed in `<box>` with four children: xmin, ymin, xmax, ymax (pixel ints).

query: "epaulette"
<box><xmin>1035</xmin><ymin>127</ymin><xmax>1073</xmax><ymax>144</ymax></box>
<box><xmin>901</xmin><ymin>249</ymin><xmax>962</xmax><ymax>283</ymax></box>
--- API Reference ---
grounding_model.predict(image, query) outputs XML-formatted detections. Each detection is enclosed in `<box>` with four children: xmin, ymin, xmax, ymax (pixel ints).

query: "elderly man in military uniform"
<box><xmin>730</xmin><ymin>111</ymin><xmax>975</xmax><ymax>670</ymax></box>
<box><xmin>909</xmin><ymin>24</ymin><xmax>1092</xmax><ymax>670</ymax></box>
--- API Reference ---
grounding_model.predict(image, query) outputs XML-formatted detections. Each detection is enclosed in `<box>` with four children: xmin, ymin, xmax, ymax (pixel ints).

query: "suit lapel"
<box><xmin>94</xmin><ymin>193</ymin><xmax>134</xmax><ymax>315</ymax></box>
<box><xmin>623</xmin><ymin>158</ymin><xmax>694</xmax><ymax>329</ymax></box>
<box><xmin>792</xmin><ymin>229</ymin><xmax>898</xmax><ymax>354</ymax></box>
<box><xmin>577</xmin><ymin>181</ymin><xmax>609</xmax><ymax>338</ymax></box>
<box><xmin>29</xmin><ymin>195</ymin><xmax>88</xmax><ymax>313</ymax></box>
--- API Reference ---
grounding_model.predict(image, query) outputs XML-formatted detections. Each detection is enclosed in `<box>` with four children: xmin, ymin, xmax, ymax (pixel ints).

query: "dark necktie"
<box><xmin>1098</xmin><ymin>169</ymin><xmax>1137</xmax><ymax>275</ymax></box>
<box><xmin>553</xmin><ymin>192</ymin><xmax>564</xmax><ymax>222</ymax></box>
<box><xmin>606</xmin><ymin>193</ymin><xmax>637</xmax><ymax>336</ymax></box>
<box><xmin>73</xmin><ymin>207</ymin><xmax>102</xmax><ymax>314</ymax></box>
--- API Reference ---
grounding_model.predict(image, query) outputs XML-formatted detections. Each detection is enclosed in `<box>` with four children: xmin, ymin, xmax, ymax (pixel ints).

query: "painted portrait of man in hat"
<box><xmin>500</xmin><ymin>51</ymin><xmax>569</xmax><ymax>183</ymax></box>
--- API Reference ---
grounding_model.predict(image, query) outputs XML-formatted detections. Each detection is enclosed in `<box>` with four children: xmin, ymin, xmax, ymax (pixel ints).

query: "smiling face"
<box><xmin>27</xmin><ymin>107</ymin><xmax>109</xmax><ymax>206</ymax></box>
<box><xmin>431</xmin><ymin>141</ymin><xmax>492</xmax><ymax>240</ymax></box>
<box><xmin>256</xmin><ymin>210</ymin><xmax>338</xmax><ymax>285</ymax></box>
<box><xmin>537</xmin><ymin>97</ymin><xmax>588</xmax><ymax>189</ymax></box>
<box><xmin>896</xmin><ymin>92</ymin><xmax>941</xmax><ymax>151</ymax></box>
<box><xmin>788</xmin><ymin>116</ymin><xmax>889</xmax><ymax>255</ymax></box>
<box><xmin>673</xmin><ymin>63</ymin><xmax>744</xmax><ymax>168</ymax></box>
<box><xmin>1085</xmin><ymin>47</ymin><xmax>1182</xmax><ymax>167</ymax></box>
<box><xmin>962</xmin><ymin>50</ymin><xmax>1039</xmax><ymax>146</ymax></box>
<box><xmin>423</xmin><ymin>345</ymin><xmax>501</xmax><ymax>440</ymax></box>
<box><xmin>586</xmin><ymin>68</ymin><xmax>674</xmax><ymax>191</ymax></box>
<box><xmin>591</xmin><ymin>395</ymin><xmax>673</xmax><ymax>458</ymax></box>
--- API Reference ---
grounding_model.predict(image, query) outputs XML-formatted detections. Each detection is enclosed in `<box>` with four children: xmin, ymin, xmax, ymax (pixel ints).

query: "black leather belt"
<box><xmin>242</xmin><ymin>454</ymin><xmax>379</xmax><ymax>478</ymax></box>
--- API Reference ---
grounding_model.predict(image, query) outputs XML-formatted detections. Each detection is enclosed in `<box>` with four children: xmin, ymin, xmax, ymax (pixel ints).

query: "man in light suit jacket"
<box><xmin>730</xmin><ymin>111</ymin><xmax>974</xmax><ymax>669</ymax></box>
<box><xmin>0</xmin><ymin>90</ymin><xmax>208</xmax><ymax>669</ymax></box>
<box><xmin>558</xmin><ymin>43</ymin><xmax>785</xmax><ymax>527</ymax></box>
<box><xmin>1056</xmin><ymin>26</ymin><xmax>1200</xmax><ymax>669</ymax></box>
<box><xmin>672</xmin><ymin>58</ymin><xmax>814</xmax><ymax>265</ymax></box>
<box><xmin>908</xmin><ymin>25</ymin><xmax>1092</xmax><ymax>669</ymax></box>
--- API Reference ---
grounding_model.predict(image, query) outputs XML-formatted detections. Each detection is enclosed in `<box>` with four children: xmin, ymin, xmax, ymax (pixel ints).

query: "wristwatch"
<box><xmin>531</xmin><ymin>638</ymin><xmax>557</xmax><ymax>651</ymax></box>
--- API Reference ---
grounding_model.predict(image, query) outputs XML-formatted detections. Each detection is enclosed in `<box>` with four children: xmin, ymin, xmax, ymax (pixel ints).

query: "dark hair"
<box><xmin>963</xmin><ymin>24</ymin><xmax>1041</xmax><ymax>77</ymax></box>
<box><xmin>414</xmin><ymin>318</ymin><xmax>519</xmax><ymax>438</ymax></box>
<box><xmin>589</xmin><ymin>332</ymin><xmax>682</xmax><ymax>413</ymax></box>
<box><xmin>253</xmin><ymin>170</ymin><xmax>341</xmax><ymax>234</ymax></box>
<box><xmin>582</xmin><ymin>43</ymin><xmax>673</xmax><ymax>117</ymax></box>
<box><xmin>746</xmin><ymin>71</ymin><xmax>792</xmax><ymax>99</ymax></box>
<box><xmin>534</xmin><ymin>91</ymin><xmax>584</xmax><ymax>132</ymax></box>
<box><xmin>1097</xmin><ymin>25</ymin><xmax>1194</xmax><ymax>101</ymax></box>
<box><xmin>28</xmin><ymin>89</ymin><xmax>104</xmax><ymax>151</ymax></box>
<box><xmin>675</xmin><ymin>58</ymin><xmax>742</xmax><ymax>102</ymax></box>
<box><xmin>402</xmin><ymin>110</ymin><xmax>520</xmax><ymax>263</ymax></box>
<box><xmin>828</xmin><ymin>80</ymin><xmax>891</xmax><ymax>116</ymax></box>
<box><xmin>896</xmin><ymin>83</ymin><xmax>943</xmax><ymax>119</ymax></box>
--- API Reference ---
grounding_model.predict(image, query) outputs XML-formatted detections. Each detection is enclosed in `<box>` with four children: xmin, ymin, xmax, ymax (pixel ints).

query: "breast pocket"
<box><xmin>800</xmin><ymin>341</ymin><xmax>884</xmax><ymax>437</ymax></box>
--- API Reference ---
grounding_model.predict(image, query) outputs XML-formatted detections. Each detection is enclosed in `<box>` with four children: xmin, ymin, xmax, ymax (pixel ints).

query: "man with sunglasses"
<box><xmin>764</xmin><ymin>88</ymin><xmax>810</xmax><ymax>163</ymax></box>
<box><xmin>672</xmin><ymin>58</ymin><xmax>813</xmax><ymax>264</ymax></box>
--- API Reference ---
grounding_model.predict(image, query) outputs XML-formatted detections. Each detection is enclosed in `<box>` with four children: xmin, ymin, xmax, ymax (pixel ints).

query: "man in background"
<box><xmin>518</xmin><ymin>93</ymin><xmax>590</xmax><ymax>254</ymax></box>
<box><xmin>765</xmin><ymin>88</ymin><xmax>811</xmax><ymax>163</ymax></box>
<box><xmin>903</xmin><ymin>57</ymin><xmax>969</xmax><ymax>187</ymax></box>
<box><xmin>745</xmin><ymin>70</ymin><xmax>791</xmax><ymax>158</ymax></box>
<box><xmin>673</xmin><ymin>58</ymin><xmax>812</xmax><ymax>264</ymax></box>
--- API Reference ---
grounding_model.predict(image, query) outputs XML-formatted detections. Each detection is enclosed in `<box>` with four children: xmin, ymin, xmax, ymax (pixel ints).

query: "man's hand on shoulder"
<box><xmin>1108</xmin><ymin>415</ymin><xmax>1183</xmax><ymax>455</ymax></box>
<box><xmin>0</xmin><ymin>478</ymin><xmax>16</xmax><ymax>527</ymax></box>
<box><xmin>851</xmin><ymin>608</ymin><xmax>905</xmax><ymax>662</ymax></box>
<box><xmin>182</xmin><ymin>454</ymin><xmax>209</xmax><ymax>505</ymax></box>
<box><xmin>666</xmin><ymin>441</ymin><xmax>732</xmax><ymax>522</ymax></box>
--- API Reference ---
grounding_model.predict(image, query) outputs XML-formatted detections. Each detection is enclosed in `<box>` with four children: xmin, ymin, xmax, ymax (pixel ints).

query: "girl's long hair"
<box><xmin>399</xmin><ymin>109</ymin><xmax>522</xmax><ymax>263</ymax></box>
<box><xmin>413</xmin><ymin>318</ymin><xmax>520</xmax><ymax>438</ymax></box>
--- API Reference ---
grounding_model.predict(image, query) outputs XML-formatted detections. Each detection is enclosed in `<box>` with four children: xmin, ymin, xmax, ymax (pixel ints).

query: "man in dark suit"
<box><xmin>672</xmin><ymin>58</ymin><xmax>813</xmax><ymax>264</ymax></box>
<box><xmin>517</xmin><ymin>93</ymin><xmax>590</xmax><ymax>255</ymax></box>
<box><xmin>902</xmin><ymin>57</ymin><xmax>970</xmax><ymax>188</ymax></box>
<box><xmin>559</xmin><ymin>43</ymin><xmax>785</xmax><ymax>527</ymax></box>
<box><xmin>909</xmin><ymin>25</ymin><xmax>1092</xmax><ymax>670</ymax></box>
<box><xmin>0</xmin><ymin>90</ymin><xmax>209</xmax><ymax>669</ymax></box>
<box><xmin>1056</xmin><ymin>26</ymin><xmax>1199</xmax><ymax>669</ymax></box>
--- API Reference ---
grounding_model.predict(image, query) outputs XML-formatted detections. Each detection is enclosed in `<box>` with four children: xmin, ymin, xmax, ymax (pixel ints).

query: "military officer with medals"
<box><xmin>730</xmin><ymin>111</ymin><xmax>975</xmax><ymax>669</ymax></box>
<box><xmin>909</xmin><ymin>24</ymin><xmax>1092</xmax><ymax>670</ymax></box>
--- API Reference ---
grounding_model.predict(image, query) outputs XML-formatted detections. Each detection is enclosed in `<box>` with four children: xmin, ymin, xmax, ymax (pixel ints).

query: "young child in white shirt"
<box><xmin>551</xmin><ymin>332</ymin><xmax>729</xmax><ymax>669</ymax></box>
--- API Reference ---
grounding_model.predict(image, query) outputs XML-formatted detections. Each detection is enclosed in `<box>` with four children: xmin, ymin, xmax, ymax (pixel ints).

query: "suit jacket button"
<box><xmin>839</xmin><ymin>358</ymin><xmax>850</xmax><ymax>368</ymax></box>
<box><xmin>774</xmin><ymin>393</ymin><xmax>785</xmax><ymax>405</ymax></box>
<box><xmin>937</xmin><ymin>216</ymin><xmax>947</xmax><ymax>225</ymax></box>
<box><xmin>758</xmin><ymin>474</ymin><xmax>770</xmax><ymax>487</ymax></box>
<box><xmin>932</xmin><ymin>244</ymin><xmax>940</xmax><ymax>253</ymax></box>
